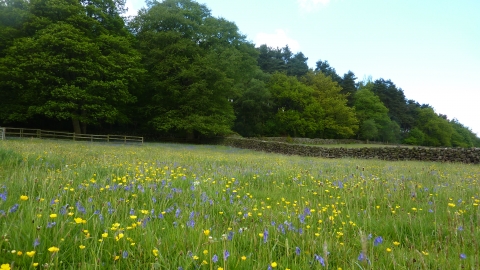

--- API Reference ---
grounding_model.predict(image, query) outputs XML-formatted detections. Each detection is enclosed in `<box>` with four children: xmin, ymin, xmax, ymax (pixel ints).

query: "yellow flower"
<box><xmin>49</xmin><ymin>214</ymin><xmax>57</xmax><ymax>218</ymax></box>
<box><xmin>217</xmin><ymin>268</ymin><xmax>224</xmax><ymax>270</ymax></box>
<box><xmin>0</xmin><ymin>264</ymin><xmax>10</xmax><ymax>270</ymax></box>
<box><xmin>386</xmin><ymin>248</ymin><xmax>392</xmax><ymax>252</ymax></box>
<box><xmin>114</xmin><ymin>255</ymin><xmax>120</xmax><ymax>261</ymax></box>
<box><xmin>130</xmin><ymin>215</ymin><xmax>137</xmax><ymax>219</ymax></box>
<box><xmin>79</xmin><ymin>245</ymin><xmax>86</xmax><ymax>249</ymax></box>
<box><xmin>26</xmin><ymin>251</ymin><xmax>36</xmax><ymax>257</ymax></box>
<box><xmin>203</xmin><ymin>229</ymin><xmax>210</xmax><ymax>236</ymax></box>
<box><xmin>203</xmin><ymin>249</ymin><xmax>208</xmax><ymax>255</ymax></box>
<box><xmin>241</xmin><ymin>256</ymin><xmax>247</xmax><ymax>260</ymax></box>
<box><xmin>201</xmin><ymin>260</ymin><xmax>208</xmax><ymax>265</ymax></box>
<box><xmin>33</xmin><ymin>263</ymin><xmax>39</xmax><ymax>267</ymax></box>
<box><xmin>74</xmin><ymin>217</ymin><xmax>84</xmax><ymax>224</ymax></box>
<box><xmin>16</xmin><ymin>251</ymin><xmax>23</xmax><ymax>256</ymax></box>
<box><xmin>448</xmin><ymin>203</ymin><xmax>456</xmax><ymax>208</ymax></box>
<box><xmin>271</xmin><ymin>262</ymin><xmax>278</xmax><ymax>268</ymax></box>
<box><xmin>393</xmin><ymin>241</ymin><xmax>400</xmax><ymax>246</ymax></box>
<box><xmin>152</xmin><ymin>249</ymin><xmax>159</xmax><ymax>257</ymax></box>
<box><xmin>20</xmin><ymin>195</ymin><xmax>29</xmax><ymax>201</ymax></box>
<box><xmin>193</xmin><ymin>255</ymin><xmax>199</xmax><ymax>260</ymax></box>
<box><xmin>102</xmin><ymin>232</ymin><xmax>108</xmax><ymax>238</ymax></box>
<box><xmin>48</xmin><ymin>246</ymin><xmax>60</xmax><ymax>253</ymax></box>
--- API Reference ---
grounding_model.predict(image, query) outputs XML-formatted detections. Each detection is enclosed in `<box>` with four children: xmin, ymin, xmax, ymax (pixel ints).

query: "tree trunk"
<box><xmin>72</xmin><ymin>118</ymin><xmax>81</xmax><ymax>134</ymax></box>
<box><xmin>81</xmin><ymin>110</ymin><xmax>87</xmax><ymax>134</ymax></box>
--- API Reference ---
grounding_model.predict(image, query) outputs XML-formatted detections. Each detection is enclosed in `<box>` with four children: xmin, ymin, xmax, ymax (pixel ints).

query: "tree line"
<box><xmin>1</xmin><ymin>0</ymin><xmax>479</xmax><ymax>147</ymax></box>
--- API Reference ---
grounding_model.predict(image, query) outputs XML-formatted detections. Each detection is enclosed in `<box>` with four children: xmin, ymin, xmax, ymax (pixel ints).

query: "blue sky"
<box><xmin>126</xmin><ymin>0</ymin><xmax>480</xmax><ymax>136</ymax></box>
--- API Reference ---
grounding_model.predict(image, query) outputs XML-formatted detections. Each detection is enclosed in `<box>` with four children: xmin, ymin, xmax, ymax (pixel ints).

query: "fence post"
<box><xmin>107</xmin><ymin>135</ymin><xmax>110</xmax><ymax>143</ymax></box>
<box><xmin>37</xmin><ymin>129</ymin><xmax>41</xmax><ymax>139</ymax></box>
<box><xmin>0</xmin><ymin>127</ymin><xmax>4</xmax><ymax>140</ymax></box>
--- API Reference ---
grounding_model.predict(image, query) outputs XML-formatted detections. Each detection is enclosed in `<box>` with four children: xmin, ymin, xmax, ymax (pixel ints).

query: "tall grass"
<box><xmin>0</xmin><ymin>139</ymin><xmax>478</xmax><ymax>269</ymax></box>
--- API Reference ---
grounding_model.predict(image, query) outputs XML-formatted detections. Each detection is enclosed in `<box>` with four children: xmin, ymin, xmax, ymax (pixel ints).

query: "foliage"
<box><xmin>0</xmin><ymin>0</ymin><xmax>144</xmax><ymax>133</ymax></box>
<box><xmin>0</xmin><ymin>0</ymin><xmax>478</xmax><ymax>146</ymax></box>
<box><xmin>301</xmin><ymin>71</ymin><xmax>358</xmax><ymax>138</ymax></box>
<box><xmin>131</xmin><ymin>0</ymin><xmax>258</xmax><ymax>137</ymax></box>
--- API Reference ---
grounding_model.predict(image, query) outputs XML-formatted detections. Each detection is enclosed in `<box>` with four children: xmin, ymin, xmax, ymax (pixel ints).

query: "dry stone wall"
<box><xmin>218</xmin><ymin>138</ymin><xmax>480</xmax><ymax>164</ymax></box>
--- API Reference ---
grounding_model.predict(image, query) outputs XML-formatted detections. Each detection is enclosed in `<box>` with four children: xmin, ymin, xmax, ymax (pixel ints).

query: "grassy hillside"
<box><xmin>0</xmin><ymin>139</ymin><xmax>479</xmax><ymax>269</ymax></box>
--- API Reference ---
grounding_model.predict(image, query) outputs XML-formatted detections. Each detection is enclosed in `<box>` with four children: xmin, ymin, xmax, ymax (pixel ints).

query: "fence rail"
<box><xmin>0</xmin><ymin>127</ymin><xmax>143</xmax><ymax>144</ymax></box>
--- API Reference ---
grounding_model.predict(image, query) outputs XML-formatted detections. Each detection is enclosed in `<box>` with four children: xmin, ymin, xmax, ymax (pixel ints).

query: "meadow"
<box><xmin>0</xmin><ymin>139</ymin><xmax>478</xmax><ymax>269</ymax></box>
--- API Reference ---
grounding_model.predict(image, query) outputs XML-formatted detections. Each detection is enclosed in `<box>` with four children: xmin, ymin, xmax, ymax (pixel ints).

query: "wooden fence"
<box><xmin>0</xmin><ymin>127</ymin><xmax>143</xmax><ymax>144</ymax></box>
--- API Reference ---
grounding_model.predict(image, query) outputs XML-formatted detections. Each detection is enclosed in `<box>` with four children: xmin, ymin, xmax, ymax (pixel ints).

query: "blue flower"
<box><xmin>263</xmin><ymin>229</ymin><xmax>269</xmax><ymax>243</ymax></box>
<box><xmin>224</xmin><ymin>250</ymin><xmax>230</xmax><ymax>260</ymax></box>
<box><xmin>314</xmin><ymin>254</ymin><xmax>325</xmax><ymax>266</ymax></box>
<box><xmin>9</xmin><ymin>203</ymin><xmax>19</xmax><ymax>213</ymax></box>
<box><xmin>0</xmin><ymin>191</ymin><xmax>7</xmax><ymax>201</ymax></box>
<box><xmin>123</xmin><ymin>250</ymin><xmax>128</xmax><ymax>258</ymax></box>
<box><xmin>460</xmin><ymin>253</ymin><xmax>467</xmax><ymax>259</ymax></box>
<box><xmin>212</xmin><ymin>254</ymin><xmax>218</xmax><ymax>263</ymax></box>
<box><xmin>295</xmin><ymin>247</ymin><xmax>301</xmax><ymax>255</ymax></box>
<box><xmin>374</xmin><ymin>236</ymin><xmax>383</xmax><ymax>246</ymax></box>
<box><xmin>33</xmin><ymin>238</ymin><xmax>40</xmax><ymax>248</ymax></box>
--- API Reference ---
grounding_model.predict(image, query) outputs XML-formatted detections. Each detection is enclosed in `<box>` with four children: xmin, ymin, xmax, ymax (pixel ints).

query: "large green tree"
<box><xmin>301</xmin><ymin>71</ymin><xmax>358</xmax><ymax>138</ymax></box>
<box><xmin>266</xmin><ymin>72</ymin><xmax>323</xmax><ymax>137</ymax></box>
<box><xmin>0</xmin><ymin>0</ymin><xmax>144</xmax><ymax>133</ymax></box>
<box><xmin>353</xmin><ymin>86</ymin><xmax>400</xmax><ymax>142</ymax></box>
<box><xmin>131</xmin><ymin>0</ymin><xmax>258</xmax><ymax>137</ymax></box>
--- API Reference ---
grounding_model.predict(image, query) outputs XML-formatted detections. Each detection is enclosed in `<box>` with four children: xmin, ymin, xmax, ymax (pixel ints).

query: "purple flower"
<box><xmin>47</xmin><ymin>222</ymin><xmax>56</xmax><ymax>228</ymax></box>
<box><xmin>123</xmin><ymin>250</ymin><xmax>128</xmax><ymax>258</ymax></box>
<box><xmin>9</xmin><ymin>203</ymin><xmax>19</xmax><ymax>213</ymax></box>
<box><xmin>374</xmin><ymin>236</ymin><xmax>383</xmax><ymax>246</ymax></box>
<box><xmin>263</xmin><ymin>229</ymin><xmax>269</xmax><ymax>243</ymax></box>
<box><xmin>314</xmin><ymin>254</ymin><xmax>325</xmax><ymax>266</ymax></box>
<box><xmin>33</xmin><ymin>238</ymin><xmax>40</xmax><ymax>248</ymax></box>
<box><xmin>175</xmin><ymin>208</ymin><xmax>181</xmax><ymax>218</ymax></box>
<box><xmin>460</xmin><ymin>253</ymin><xmax>467</xmax><ymax>259</ymax></box>
<box><xmin>295</xmin><ymin>247</ymin><xmax>301</xmax><ymax>255</ymax></box>
<box><xmin>358</xmin><ymin>252</ymin><xmax>367</xmax><ymax>262</ymax></box>
<box><xmin>187</xmin><ymin>219</ymin><xmax>195</xmax><ymax>228</ymax></box>
<box><xmin>76</xmin><ymin>201</ymin><xmax>86</xmax><ymax>214</ymax></box>
<box><xmin>224</xmin><ymin>250</ymin><xmax>230</xmax><ymax>260</ymax></box>
<box><xmin>212</xmin><ymin>254</ymin><xmax>218</xmax><ymax>263</ymax></box>
<box><xmin>0</xmin><ymin>191</ymin><xmax>7</xmax><ymax>201</ymax></box>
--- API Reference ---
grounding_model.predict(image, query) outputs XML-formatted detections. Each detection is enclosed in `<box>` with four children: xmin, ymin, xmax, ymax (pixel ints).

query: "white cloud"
<box><xmin>124</xmin><ymin>0</ymin><xmax>145</xmax><ymax>17</ymax></box>
<box><xmin>255</xmin><ymin>29</ymin><xmax>301</xmax><ymax>52</ymax></box>
<box><xmin>297</xmin><ymin>0</ymin><xmax>331</xmax><ymax>12</ymax></box>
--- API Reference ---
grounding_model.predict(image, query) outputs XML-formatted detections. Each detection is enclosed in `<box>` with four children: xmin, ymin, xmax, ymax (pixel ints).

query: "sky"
<box><xmin>125</xmin><ymin>0</ymin><xmax>480</xmax><ymax>136</ymax></box>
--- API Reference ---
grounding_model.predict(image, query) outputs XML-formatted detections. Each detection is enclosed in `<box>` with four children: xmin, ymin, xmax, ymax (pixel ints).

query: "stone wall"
<box><xmin>218</xmin><ymin>137</ymin><xmax>480</xmax><ymax>164</ymax></box>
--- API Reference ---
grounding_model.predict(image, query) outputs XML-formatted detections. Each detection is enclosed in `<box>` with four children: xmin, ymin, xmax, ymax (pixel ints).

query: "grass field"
<box><xmin>0</xmin><ymin>139</ymin><xmax>479</xmax><ymax>269</ymax></box>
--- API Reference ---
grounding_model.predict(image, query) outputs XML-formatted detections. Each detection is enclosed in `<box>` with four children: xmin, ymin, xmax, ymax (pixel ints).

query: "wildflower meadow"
<box><xmin>0</xmin><ymin>139</ymin><xmax>478</xmax><ymax>269</ymax></box>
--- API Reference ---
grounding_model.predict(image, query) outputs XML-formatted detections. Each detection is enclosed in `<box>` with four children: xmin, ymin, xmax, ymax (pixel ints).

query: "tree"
<box><xmin>131</xmin><ymin>0</ymin><xmax>259</xmax><ymax>137</ymax></box>
<box><xmin>0</xmin><ymin>0</ymin><xmax>144</xmax><ymax>133</ymax></box>
<box><xmin>257</xmin><ymin>45</ymin><xmax>309</xmax><ymax>77</ymax></box>
<box><xmin>414</xmin><ymin>107</ymin><xmax>453</xmax><ymax>146</ymax></box>
<box><xmin>301</xmin><ymin>71</ymin><xmax>358</xmax><ymax>138</ymax></box>
<box><xmin>314</xmin><ymin>60</ymin><xmax>342</xmax><ymax>83</ymax></box>
<box><xmin>233</xmin><ymin>71</ymin><xmax>273</xmax><ymax>137</ymax></box>
<box><xmin>353</xmin><ymin>87</ymin><xmax>400</xmax><ymax>142</ymax></box>
<box><xmin>266</xmin><ymin>72</ymin><xmax>324</xmax><ymax>137</ymax></box>
<box><xmin>371</xmin><ymin>79</ymin><xmax>408</xmax><ymax>130</ymax></box>
<box><xmin>339</xmin><ymin>71</ymin><xmax>357</xmax><ymax>106</ymax></box>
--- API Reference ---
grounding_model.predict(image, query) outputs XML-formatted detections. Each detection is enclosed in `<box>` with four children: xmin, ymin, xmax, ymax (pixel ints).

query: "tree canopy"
<box><xmin>0</xmin><ymin>0</ymin><xmax>478</xmax><ymax>147</ymax></box>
